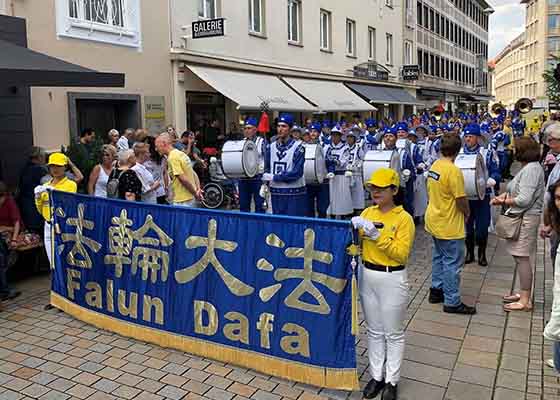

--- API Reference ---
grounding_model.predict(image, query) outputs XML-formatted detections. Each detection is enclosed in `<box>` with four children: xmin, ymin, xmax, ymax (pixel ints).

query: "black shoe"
<box><xmin>429</xmin><ymin>287</ymin><xmax>444</xmax><ymax>304</ymax></box>
<box><xmin>44</xmin><ymin>304</ymin><xmax>54</xmax><ymax>311</ymax></box>
<box><xmin>477</xmin><ymin>238</ymin><xmax>488</xmax><ymax>267</ymax></box>
<box><xmin>443</xmin><ymin>303</ymin><xmax>477</xmax><ymax>315</ymax></box>
<box><xmin>363</xmin><ymin>378</ymin><xmax>386</xmax><ymax>399</ymax></box>
<box><xmin>465</xmin><ymin>234</ymin><xmax>475</xmax><ymax>264</ymax></box>
<box><xmin>382</xmin><ymin>384</ymin><xmax>398</xmax><ymax>400</ymax></box>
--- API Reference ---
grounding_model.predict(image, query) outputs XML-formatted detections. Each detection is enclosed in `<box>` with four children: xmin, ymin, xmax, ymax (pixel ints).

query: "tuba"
<box><xmin>514</xmin><ymin>98</ymin><xmax>533</xmax><ymax>114</ymax></box>
<box><xmin>490</xmin><ymin>103</ymin><xmax>505</xmax><ymax>118</ymax></box>
<box><xmin>431</xmin><ymin>105</ymin><xmax>445</xmax><ymax>121</ymax></box>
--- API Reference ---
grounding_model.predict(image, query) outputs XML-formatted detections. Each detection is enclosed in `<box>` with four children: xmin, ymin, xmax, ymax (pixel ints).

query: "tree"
<box><xmin>543</xmin><ymin>55</ymin><xmax>560</xmax><ymax>105</ymax></box>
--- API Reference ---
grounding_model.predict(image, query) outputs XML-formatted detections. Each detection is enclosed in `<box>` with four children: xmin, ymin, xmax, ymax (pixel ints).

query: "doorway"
<box><xmin>186</xmin><ymin>92</ymin><xmax>225</xmax><ymax>149</ymax></box>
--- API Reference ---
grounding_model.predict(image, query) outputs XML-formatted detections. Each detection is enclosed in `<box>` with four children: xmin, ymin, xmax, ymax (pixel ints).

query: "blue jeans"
<box><xmin>431</xmin><ymin>237</ymin><xmax>465</xmax><ymax>307</ymax></box>
<box><xmin>555</xmin><ymin>342</ymin><xmax>560</xmax><ymax>373</ymax></box>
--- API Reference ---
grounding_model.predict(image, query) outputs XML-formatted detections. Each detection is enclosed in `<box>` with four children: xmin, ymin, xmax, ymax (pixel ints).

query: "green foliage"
<box><xmin>544</xmin><ymin>55</ymin><xmax>560</xmax><ymax>105</ymax></box>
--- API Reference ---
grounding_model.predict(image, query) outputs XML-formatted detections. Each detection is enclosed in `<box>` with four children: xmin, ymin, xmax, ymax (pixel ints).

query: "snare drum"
<box><xmin>362</xmin><ymin>150</ymin><xmax>401</xmax><ymax>183</ymax></box>
<box><xmin>221</xmin><ymin>140</ymin><xmax>259</xmax><ymax>179</ymax></box>
<box><xmin>454</xmin><ymin>153</ymin><xmax>488</xmax><ymax>200</ymax></box>
<box><xmin>303</xmin><ymin>143</ymin><xmax>327</xmax><ymax>184</ymax></box>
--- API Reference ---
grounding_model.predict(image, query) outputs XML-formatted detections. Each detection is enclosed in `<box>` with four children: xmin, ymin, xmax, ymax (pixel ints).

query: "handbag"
<box><xmin>495</xmin><ymin>194</ymin><xmax>538</xmax><ymax>241</ymax></box>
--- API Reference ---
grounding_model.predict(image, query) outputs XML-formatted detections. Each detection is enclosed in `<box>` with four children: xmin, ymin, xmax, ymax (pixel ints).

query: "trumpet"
<box><xmin>514</xmin><ymin>98</ymin><xmax>533</xmax><ymax>114</ymax></box>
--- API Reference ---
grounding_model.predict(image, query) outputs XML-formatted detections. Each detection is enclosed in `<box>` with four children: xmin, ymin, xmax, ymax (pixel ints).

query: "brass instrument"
<box><xmin>431</xmin><ymin>105</ymin><xmax>444</xmax><ymax>121</ymax></box>
<box><xmin>514</xmin><ymin>98</ymin><xmax>533</xmax><ymax>114</ymax></box>
<box><xmin>490</xmin><ymin>102</ymin><xmax>505</xmax><ymax>118</ymax></box>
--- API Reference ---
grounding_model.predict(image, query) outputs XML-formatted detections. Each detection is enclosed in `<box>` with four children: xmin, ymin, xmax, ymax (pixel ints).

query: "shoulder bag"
<box><xmin>495</xmin><ymin>194</ymin><xmax>539</xmax><ymax>241</ymax></box>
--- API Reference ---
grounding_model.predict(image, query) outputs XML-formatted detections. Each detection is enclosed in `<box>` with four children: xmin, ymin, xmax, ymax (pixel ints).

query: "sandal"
<box><xmin>503</xmin><ymin>301</ymin><xmax>532</xmax><ymax>312</ymax></box>
<box><xmin>503</xmin><ymin>294</ymin><xmax>521</xmax><ymax>303</ymax></box>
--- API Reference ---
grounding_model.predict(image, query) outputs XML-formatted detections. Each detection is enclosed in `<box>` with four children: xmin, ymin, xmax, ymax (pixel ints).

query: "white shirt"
<box><xmin>117</xmin><ymin>136</ymin><xmax>130</xmax><ymax>152</ymax></box>
<box><xmin>131</xmin><ymin>163</ymin><xmax>157</xmax><ymax>204</ymax></box>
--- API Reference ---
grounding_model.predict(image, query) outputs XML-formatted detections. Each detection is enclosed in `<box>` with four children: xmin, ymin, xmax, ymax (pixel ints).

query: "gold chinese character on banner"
<box><xmin>175</xmin><ymin>219</ymin><xmax>254</xmax><ymax>296</ymax></box>
<box><xmin>257</xmin><ymin>229</ymin><xmax>347</xmax><ymax>315</ymax></box>
<box><xmin>104</xmin><ymin>211</ymin><xmax>173</xmax><ymax>282</ymax></box>
<box><xmin>60</xmin><ymin>203</ymin><xmax>102</xmax><ymax>268</ymax></box>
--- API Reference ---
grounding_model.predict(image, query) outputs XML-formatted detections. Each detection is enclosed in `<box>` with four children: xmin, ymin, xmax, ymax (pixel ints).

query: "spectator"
<box><xmin>135</xmin><ymin>128</ymin><xmax>148</xmax><ymax>143</ymax></box>
<box><xmin>131</xmin><ymin>143</ymin><xmax>160</xmax><ymax>204</ymax></box>
<box><xmin>66</xmin><ymin>128</ymin><xmax>97</xmax><ymax>192</ymax></box>
<box><xmin>155</xmin><ymin>133</ymin><xmax>202</xmax><ymax>207</ymax></box>
<box><xmin>426</xmin><ymin>134</ymin><xmax>475</xmax><ymax>315</ymax></box>
<box><xmin>87</xmin><ymin>145</ymin><xmax>117</xmax><ymax>197</ymax></box>
<box><xmin>492</xmin><ymin>137</ymin><xmax>544</xmax><ymax>311</ymax></box>
<box><xmin>181</xmin><ymin>131</ymin><xmax>206</xmax><ymax>168</ymax></box>
<box><xmin>117</xmin><ymin>128</ymin><xmax>135</xmax><ymax>153</ymax></box>
<box><xmin>0</xmin><ymin>182</ymin><xmax>22</xmax><ymax>301</ymax></box>
<box><xmin>108</xmin><ymin>129</ymin><xmax>120</xmax><ymax>147</ymax></box>
<box><xmin>17</xmin><ymin>147</ymin><xmax>48</xmax><ymax>233</ymax></box>
<box><xmin>541</xmin><ymin>125</ymin><xmax>560</xmax><ymax>263</ymax></box>
<box><xmin>143</xmin><ymin>136</ymin><xmax>168</xmax><ymax>204</ymax></box>
<box><xmin>110</xmin><ymin>150</ymin><xmax>143</xmax><ymax>202</ymax></box>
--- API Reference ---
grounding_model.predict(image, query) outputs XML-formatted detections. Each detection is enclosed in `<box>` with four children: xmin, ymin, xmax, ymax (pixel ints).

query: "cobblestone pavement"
<box><xmin>0</xmin><ymin>227</ymin><xmax>555</xmax><ymax>400</ymax></box>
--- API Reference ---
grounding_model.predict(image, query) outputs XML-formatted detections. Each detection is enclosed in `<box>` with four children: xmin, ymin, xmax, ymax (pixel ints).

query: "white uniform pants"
<box><xmin>44</xmin><ymin>222</ymin><xmax>53</xmax><ymax>269</ymax></box>
<box><xmin>359</xmin><ymin>264</ymin><xmax>409</xmax><ymax>385</ymax></box>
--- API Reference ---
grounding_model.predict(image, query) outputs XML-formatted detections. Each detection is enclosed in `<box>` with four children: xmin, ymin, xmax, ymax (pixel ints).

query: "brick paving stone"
<box><xmin>112</xmin><ymin>385</ymin><xmax>142</xmax><ymax>400</ymax></box>
<box><xmin>501</xmin><ymin>340</ymin><xmax>530</xmax><ymax>357</ymax></box>
<box><xmin>87</xmin><ymin>391</ymin><xmax>117</xmax><ymax>400</ymax></box>
<box><xmin>450</xmin><ymin>363</ymin><xmax>495</xmax><ymax>388</ymax></box>
<box><xmin>92</xmin><ymin>379</ymin><xmax>120</xmax><ymax>394</ymax></box>
<box><xmin>135</xmin><ymin>392</ymin><xmax>165</xmax><ymax>400</ymax></box>
<box><xmin>205</xmin><ymin>387</ymin><xmax>234</xmax><ymax>400</ymax></box>
<box><xmin>13</xmin><ymin>368</ymin><xmax>40</xmax><ymax>380</ymax></box>
<box><xmin>183</xmin><ymin>369</ymin><xmax>211</xmax><ymax>383</ymax></box>
<box><xmin>137</xmin><ymin>379</ymin><xmax>166</xmax><ymax>394</ymax></box>
<box><xmin>499</xmin><ymin>353</ymin><xmax>529</xmax><ymax>373</ymax></box>
<box><xmin>65</xmin><ymin>384</ymin><xmax>96</xmax><ymax>400</ymax></box>
<box><xmin>71</xmin><ymin>372</ymin><xmax>100</xmax><ymax>386</ymax></box>
<box><xmin>457</xmin><ymin>348</ymin><xmax>499</xmax><ymax>369</ymax></box>
<box><xmin>29</xmin><ymin>374</ymin><xmax>58</xmax><ymax>387</ymax></box>
<box><xmin>225</xmin><ymin>372</ymin><xmax>253</xmax><ymax>385</ymax></box>
<box><xmin>444</xmin><ymin>380</ymin><xmax>492</xmax><ymax>400</ymax></box>
<box><xmin>400</xmin><ymin>360</ymin><xmax>451</xmax><ymax>387</ymax></box>
<box><xmin>47</xmin><ymin>378</ymin><xmax>75</xmax><ymax>393</ymax></box>
<box><xmin>115</xmin><ymin>373</ymin><xmax>143</xmax><ymax>387</ymax></box>
<box><xmin>204</xmin><ymin>376</ymin><xmax>233</xmax><ymax>390</ymax></box>
<box><xmin>157</xmin><ymin>385</ymin><xmax>187</xmax><ymax>400</ymax></box>
<box><xmin>248</xmin><ymin>378</ymin><xmax>276</xmax><ymax>392</ymax></box>
<box><xmin>492</xmin><ymin>387</ymin><xmax>526</xmax><ymax>400</ymax></box>
<box><xmin>52</xmin><ymin>368</ymin><xmax>80</xmax><ymax>380</ymax></box>
<box><xmin>249</xmin><ymin>390</ymin><xmax>280</xmax><ymax>400</ymax></box>
<box><xmin>119</xmin><ymin>363</ymin><xmax>146</xmax><ymax>375</ymax></box>
<box><xmin>100</xmin><ymin>358</ymin><xmax>127</xmax><ymax>370</ymax></box>
<box><xmin>96</xmin><ymin>367</ymin><xmax>124</xmax><ymax>380</ymax></box>
<box><xmin>271</xmin><ymin>384</ymin><xmax>301</xmax><ymax>400</ymax></box>
<box><xmin>403</xmin><ymin>345</ymin><xmax>457</xmax><ymax>370</ymax></box>
<box><xmin>21</xmin><ymin>358</ymin><xmax>46</xmax><ymax>369</ymax></box>
<box><xmin>204</xmin><ymin>365</ymin><xmax>232</xmax><ymax>378</ymax></box>
<box><xmin>161</xmin><ymin>375</ymin><xmax>189</xmax><ymax>388</ymax></box>
<box><xmin>162</xmin><ymin>364</ymin><xmax>189</xmax><ymax>377</ymax></box>
<box><xmin>462</xmin><ymin>335</ymin><xmax>501</xmax><ymax>353</ymax></box>
<box><xmin>3</xmin><ymin>377</ymin><xmax>33</xmax><ymax>392</ymax></box>
<box><xmin>0</xmin><ymin>389</ymin><xmax>24</xmax><ymax>400</ymax></box>
<box><xmin>21</xmin><ymin>383</ymin><xmax>50</xmax><ymax>399</ymax></box>
<box><xmin>496</xmin><ymin>369</ymin><xmax>527</xmax><ymax>392</ymax></box>
<box><xmin>227</xmin><ymin>383</ymin><xmax>257</xmax><ymax>398</ymax></box>
<box><xmin>145</xmin><ymin>358</ymin><xmax>168</xmax><ymax>370</ymax></box>
<box><xmin>140</xmin><ymin>368</ymin><xmax>167</xmax><ymax>381</ymax></box>
<box><xmin>38</xmin><ymin>391</ymin><xmax>69</xmax><ymax>400</ymax></box>
<box><xmin>405</xmin><ymin>332</ymin><xmax>462</xmax><ymax>354</ymax></box>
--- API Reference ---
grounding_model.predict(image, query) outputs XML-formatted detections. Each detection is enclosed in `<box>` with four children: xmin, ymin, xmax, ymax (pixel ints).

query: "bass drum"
<box><xmin>303</xmin><ymin>143</ymin><xmax>327</xmax><ymax>184</ymax></box>
<box><xmin>362</xmin><ymin>150</ymin><xmax>401</xmax><ymax>184</ymax></box>
<box><xmin>454</xmin><ymin>153</ymin><xmax>488</xmax><ymax>200</ymax></box>
<box><xmin>221</xmin><ymin>140</ymin><xmax>259</xmax><ymax>179</ymax></box>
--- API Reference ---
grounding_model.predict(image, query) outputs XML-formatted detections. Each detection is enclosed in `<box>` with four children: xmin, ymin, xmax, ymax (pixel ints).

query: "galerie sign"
<box><xmin>192</xmin><ymin>18</ymin><xmax>225</xmax><ymax>39</ymax></box>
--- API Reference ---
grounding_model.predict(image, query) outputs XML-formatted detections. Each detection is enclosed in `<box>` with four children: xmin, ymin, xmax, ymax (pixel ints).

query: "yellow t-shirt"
<box><xmin>425</xmin><ymin>159</ymin><xmax>466</xmax><ymax>240</ymax></box>
<box><xmin>360</xmin><ymin>205</ymin><xmax>415</xmax><ymax>267</ymax></box>
<box><xmin>167</xmin><ymin>149</ymin><xmax>195</xmax><ymax>203</ymax></box>
<box><xmin>35</xmin><ymin>177</ymin><xmax>78</xmax><ymax>221</ymax></box>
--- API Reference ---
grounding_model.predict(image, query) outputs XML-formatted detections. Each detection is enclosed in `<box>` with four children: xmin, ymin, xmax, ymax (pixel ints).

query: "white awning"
<box><xmin>187</xmin><ymin>65</ymin><xmax>317</xmax><ymax>112</ymax></box>
<box><xmin>283</xmin><ymin>77</ymin><xmax>377</xmax><ymax>112</ymax></box>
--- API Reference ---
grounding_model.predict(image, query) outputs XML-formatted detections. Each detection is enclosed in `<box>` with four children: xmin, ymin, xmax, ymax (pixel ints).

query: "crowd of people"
<box><xmin>3</xmin><ymin>107</ymin><xmax>560</xmax><ymax>399</ymax></box>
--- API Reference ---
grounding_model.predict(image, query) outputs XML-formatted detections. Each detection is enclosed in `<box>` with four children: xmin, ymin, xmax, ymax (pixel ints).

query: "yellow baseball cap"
<box><xmin>366</xmin><ymin>168</ymin><xmax>400</xmax><ymax>188</ymax></box>
<box><xmin>48</xmin><ymin>153</ymin><xmax>68</xmax><ymax>166</ymax></box>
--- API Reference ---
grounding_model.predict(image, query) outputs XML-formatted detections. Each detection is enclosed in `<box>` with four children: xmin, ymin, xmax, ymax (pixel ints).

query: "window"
<box><xmin>346</xmin><ymin>19</ymin><xmax>357</xmax><ymax>56</ymax></box>
<box><xmin>423</xmin><ymin>5</ymin><xmax>429</xmax><ymax>28</ymax></box>
<box><xmin>386</xmin><ymin>33</ymin><xmax>393</xmax><ymax>65</ymax></box>
<box><xmin>198</xmin><ymin>0</ymin><xmax>217</xmax><ymax>19</ymax></box>
<box><xmin>320</xmin><ymin>9</ymin><xmax>331</xmax><ymax>50</ymax></box>
<box><xmin>549</xmin><ymin>15</ymin><xmax>560</xmax><ymax>30</ymax></box>
<box><xmin>430</xmin><ymin>54</ymin><xmax>435</xmax><ymax>75</ymax></box>
<box><xmin>423</xmin><ymin>51</ymin><xmax>429</xmax><ymax>74</ymax></box>
<box><xmin>368</xmin><ymin>27</ymin><xmax>376</xmax><ymax>60</ymax></box>
<box><xmin>404</xmin><ymin>40</ymin><xmax>413</xmax><ymax>64</ymax></box>
<box><xmin>60</xmin><ymin>0</ymin><xmax>141</xmax><ymax>47</ymax></box>
<box><xmin>429</xmin><ymin>9</ymin><xmax>434</xmax><ymax>31</ymax></box>
<box><xmin>417</xmin><ymin>1</ymin><xmax>423</xmax><ymax>25</ymax></box>
<box><xmin>418</xmin><ymin>49</ymin><xmax>423</xmax><ymax>71</ymax></box>
<box><xmin>287</xmin><ymin>0</ymin><xmax>301</xmax><ymax>43</ymax></box>
<box><xmin>445</xmin><ymin>59</ymin><xmax>450</xmax><ymax>79</ymax></box>
<box><xmin>435</xmin><ymin>13</ymin><xmax>440</xmax><ymax>34</ymax></box>
<box><xmin>549</xmin><ymin>37</ymin><xmax>560</xmax><ymax>52</ymax></box>
<box><xmin>435</xmin><ymin>55</ymin><xmax>440</xmax><ymax>77</ymax></box>
<box><xmin>248</xmin><ymin>0</ymin><xmax>264</xmax><ymax>34</ymax></box>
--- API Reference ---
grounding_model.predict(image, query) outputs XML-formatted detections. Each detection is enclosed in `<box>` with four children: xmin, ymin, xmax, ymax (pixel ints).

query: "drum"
<box><xmin>454</xmin><ymin>153</ymin><xmax>488</xmax><ymax>200</ymax></box>
<box><xmin>221</xmin><ymin>140</ymin><xmax>259</xmax><ymax>179</ymax></box>
<box><xmin>362</xmin><ymin>150</ymin><xmax>401</xmax><ymax>183</ymax></box>
<box><xmin>303</xmin><ymin>143</ymin><xmax>327</xmax><ymax>184</ymax></box>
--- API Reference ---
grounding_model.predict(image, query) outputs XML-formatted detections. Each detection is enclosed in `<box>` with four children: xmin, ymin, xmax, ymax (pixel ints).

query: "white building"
<box><xmin>169</xmin><ymin>0</ymin><xmax>421</xmax><ymax>143</ymax></box>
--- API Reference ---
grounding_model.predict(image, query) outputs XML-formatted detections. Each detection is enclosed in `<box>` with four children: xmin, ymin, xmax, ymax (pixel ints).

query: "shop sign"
<box><xmin>353</xmin><ymin>62</ymin><xmax>389</xmax><ymax>82</ymax></box>
<box><xmin>145</xmin><ymin>96</ymin><xmax>166</xmax><ymax>135</ymax></box>
<box><xmin>192</xmin><ymin>18</ymin><xmax>225</xmax><ymax>39</ymax></box>
<box><xmin>402</xmin><ymin>65</ymin><xmax>420</xmax><ymax>81</ymax></box>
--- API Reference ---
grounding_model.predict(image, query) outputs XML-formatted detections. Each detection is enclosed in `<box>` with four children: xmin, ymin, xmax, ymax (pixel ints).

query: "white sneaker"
<box><xmin>546</xmin><ymin>359</ymin><xmax>555</xmax><ymax>369</ymax></box>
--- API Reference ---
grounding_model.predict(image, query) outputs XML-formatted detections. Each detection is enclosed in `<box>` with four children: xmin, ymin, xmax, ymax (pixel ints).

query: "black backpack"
<box><xmin>106</xmin><ymin>169</ymin><xmax>123</xmax><ymax>199</ymax></box>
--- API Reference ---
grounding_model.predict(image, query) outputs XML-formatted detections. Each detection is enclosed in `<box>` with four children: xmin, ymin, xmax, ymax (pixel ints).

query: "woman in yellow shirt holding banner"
<box><xmin>351</xmin><ymin>168</ymin><xmax>415</xmax><ymax>400</ymax></box>
<box><xmin>35</xmin><ymin>153</ymin><xmax>77</xmax><ymax>269</ymax></box>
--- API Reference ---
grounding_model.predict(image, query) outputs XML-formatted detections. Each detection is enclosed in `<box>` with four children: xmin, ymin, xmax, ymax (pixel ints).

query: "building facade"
<box><xmin>414</xmin><ymin>0</ymin><xmax>492</xmax><ymax>110</ymax></box>
<box><xmin>168</xmin><ymin>0</ymin><xmax>422</xmax><ymax>139</ymax></box>
<box><xmin>1</xmin><ymin>0</ymin><xmax>174</xmax><ymax>151</ymax></box>
<box><xmin>492</xmin><ymin>33</ymin><xmax>526</xmax><ymax>109</ymax></box>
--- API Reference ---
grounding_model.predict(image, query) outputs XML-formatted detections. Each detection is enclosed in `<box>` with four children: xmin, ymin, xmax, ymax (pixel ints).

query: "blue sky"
<box><xmin>488</xmin><ymin>0</ymin><xmax>526</xmax><ymax>58</ymax></box>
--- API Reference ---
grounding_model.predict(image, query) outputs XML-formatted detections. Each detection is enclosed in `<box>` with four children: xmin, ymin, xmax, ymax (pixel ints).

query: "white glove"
<box><xmin>262</xmin><ymin>173</ymin><xmax>273</xmax><ymax>182</ymax></box>
<box><xmin>423</xmin><ymin>171</ymin><xmax>430</xmax><ymax>178</ymax></box>
<box><xmin>326</xmin><ymin>172</ymin><xmax>335</xmax><ymax>180</ymax></box>
<box><xmin>345</xmin><ymin>170</ymin><xmax>353</xmax><ymax>177</ymax></box>
<box><xmin>209</xmin><ymin>157</ymin><xmax>218</xmax><ymax>164</ymax></box>
<box><xmin>402</xmin><ymin>169</ymin><xmax>411</xmax><ymax>183</ymax></box>
<box><xmin>34</xmin><ymin>185</ymin><xmax>48</xmax><ymax>198</ymax></box>
<box><xmin>258</xmin><ymin>164</ymin><xmax>265</xmax><ymax>174</ymax></box>
<box><xmin>418</xmin><ymin>163</ymin><xmax>427</xmax><ymax>171</ymax></box>
<box><xmin>486</xmin><ymin>177</ymin><xmax>497</xmax><ymax>188</ymax></box>
<box><xmin>351</xmin><ymin>216</ymin><xmax>364</xmax><ymax>230</ymax></box>
<box><xmin>361</xmin><ymin>219</ymin><xmax>380</xmax><ymax>240</ymax></box>
<box><xmin>259</xmin><ymin>184</ymin><xmax>268</xmax><ymax>199</ymax></box>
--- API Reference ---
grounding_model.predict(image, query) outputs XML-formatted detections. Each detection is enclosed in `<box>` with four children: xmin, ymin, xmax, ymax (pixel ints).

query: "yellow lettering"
<box><xmin>194</xmin><ymin>301</ymin><xmax>218</xmax><ymax>336</ymax></box>
<box><xmin>85</xmin><ymin>282</ymin><xmax>102</xmax><ymax>309</ymax></box>
<box><xmin>117</xmin><ymin>290</ymin><xmax>138</xmax><ymax>319</ymax></box>
<box><xmin>66</xmin><ymin>269</ymin><xmax>81</xmax><ymax>300</ymax></box>
<box><xmin>106</xmin><ymin>279</ymin><xmax>114</xmax><ymax>312</ymax></box>
<box><xmin>143</xmin><ymin>295</ymin><xmax>164</xmax><ymax>325</ymax></box>
<box><xmin>280</xmin><ymin>323</ymin><xmax>310</xmax><ymax>358</ymax></box>
<box><xmin>256</xmin><ymin>313</ymin><xmax>274</xmax><ymax>349</ymax></box>
<box><xmin>223</xmin><ymin>312</ymin><xmax>249</xmax><ymax>345</ymax></box>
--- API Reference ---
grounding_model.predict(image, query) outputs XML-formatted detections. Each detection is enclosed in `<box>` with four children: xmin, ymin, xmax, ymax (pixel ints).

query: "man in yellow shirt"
<box><xmin>425</xmin><ymin>134</ymin><xmax>475</xmax><ymax>315</ymax></box>
<box><xmin>155</xmin><ymin>133</ymin><xmax>202</xmax><ymax>207</ymax></box>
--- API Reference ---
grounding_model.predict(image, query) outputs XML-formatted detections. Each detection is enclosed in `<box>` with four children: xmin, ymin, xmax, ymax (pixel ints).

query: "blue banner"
<box><xmin>50</xmin><ymin>192</ymin><xmax>358</xmax><ymax>390</ymax></box>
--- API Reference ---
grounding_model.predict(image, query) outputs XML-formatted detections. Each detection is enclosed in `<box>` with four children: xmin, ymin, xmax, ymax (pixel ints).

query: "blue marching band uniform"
<box><xmin>231</xmin><ymin>112</ymin><xmax>518</xmax><ymax>261</ymax></box>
